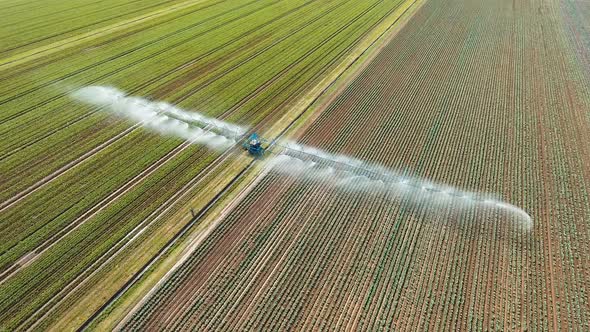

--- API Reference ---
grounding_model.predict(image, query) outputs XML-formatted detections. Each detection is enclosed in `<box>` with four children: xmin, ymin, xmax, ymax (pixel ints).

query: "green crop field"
<box><xmin>1</xmin><ymin>0</ymin><xmax>589</xmax><ymax>330</ymax></box>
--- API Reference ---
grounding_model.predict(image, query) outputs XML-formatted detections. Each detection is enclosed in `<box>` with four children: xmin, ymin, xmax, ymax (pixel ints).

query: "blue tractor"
<box><xmin>242</xmin><ymin>133</ymin><xmax>265</xmax><ymax>157</ymax></box>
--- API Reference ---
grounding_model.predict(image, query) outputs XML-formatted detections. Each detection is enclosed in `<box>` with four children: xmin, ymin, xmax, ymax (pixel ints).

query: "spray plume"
<box><xmin>70</xmin><ymin>86</ymin><xmax>531</xmax><ymax>229</ymax></box>
<box><xmin>269</xmin><ymin>142</ymin><xmax>532</xmax><ymax>230</ymax></box>
<box><xmin>71</xmin><ymin>86</ymin><xmax>246</xmax><ymax>149</ymax></box>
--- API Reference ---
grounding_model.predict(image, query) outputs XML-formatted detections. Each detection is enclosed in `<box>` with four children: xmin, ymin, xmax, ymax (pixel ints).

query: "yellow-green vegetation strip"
<box><xmin>0</xmin><ymin>0</ymin><xmax>207</xmax><ymax>70</ymax></box>
<box><xmin>86</xmin><ymin>0</ymin><xmax>425</xmax><ymax>329</ymax></box>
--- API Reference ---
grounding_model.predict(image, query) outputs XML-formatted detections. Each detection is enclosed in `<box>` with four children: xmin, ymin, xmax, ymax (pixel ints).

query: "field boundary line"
<box><xmin>0</xmin><ymin>0</ymin><xmax>208</xmax><ymax>71</ymax></box>
<box><xmin>88</xmin><ymin>0</ymin><xmax>426</xmax><ymax>328</ymax></box>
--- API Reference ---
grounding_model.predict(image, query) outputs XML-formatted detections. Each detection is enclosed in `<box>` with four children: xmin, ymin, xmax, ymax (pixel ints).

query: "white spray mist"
<box><xmin>269</xmin><ymin>142</ymin><xmax>532</xmax><ymax>230</ymax></box>
<box><xmin>71</xmin><ymin>86</ymin><xmax>246</xmax><ymax>149</ymax></box>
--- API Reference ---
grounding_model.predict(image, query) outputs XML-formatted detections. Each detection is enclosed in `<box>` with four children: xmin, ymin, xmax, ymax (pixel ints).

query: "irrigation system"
<box><xmin>73</xmin><ymin>86</ymin><xmax>532</xmax><ymax>228</ymax></box>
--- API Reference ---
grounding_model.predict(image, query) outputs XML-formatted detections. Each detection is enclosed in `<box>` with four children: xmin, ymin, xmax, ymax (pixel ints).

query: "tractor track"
<box><xmin>0</xmin><ymin>0</ymin><xmax>179</xmax><ymax>57</ymax></box>
<box><xmin>117</xmin><ymin>162</ymin><xmax>279</xmax><ymax>330</ymax></box>
<box><xmin>149</xmin><ymin>174</ymin><xmax>308</xmax><ymax>329</ymax></box>
<box><xmin>158</xmin><ymin>174</ymin><xmax>296</xmax><ymax>330</ymax></box>
<box><xmin>217</xmin><ymin>179</ymin><xmax>342</xmax><ymax>331</ymax></box>
<box><xmin>0</xmin><ymin>0</ymin><xmax>137</xmax><ymax>31</ymax></box>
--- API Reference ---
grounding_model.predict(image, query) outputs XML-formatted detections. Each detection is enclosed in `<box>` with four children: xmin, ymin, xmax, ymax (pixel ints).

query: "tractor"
<box><xmin>242</xmin><ymin>133</ymin><xmax>265</xmax><ymax>157</ymax></box>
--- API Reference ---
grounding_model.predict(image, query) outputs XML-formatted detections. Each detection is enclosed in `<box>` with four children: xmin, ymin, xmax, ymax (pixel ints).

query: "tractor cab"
<box><xmin>243</xmin><ymin>133</ymin><xmax>265</xmax><ymax>157</ymax></box>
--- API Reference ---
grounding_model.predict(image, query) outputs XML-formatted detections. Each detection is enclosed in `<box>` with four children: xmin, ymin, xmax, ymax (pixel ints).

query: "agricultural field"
<box><xmin>121</xmin><ymin>0</ymin><xmax>590</xmax><ymax>330</ymax></box>
<box><xmin>2</xmin><ymin>0</ymin><xmax>589</xmax><ymax>330</ymax></box>
<box><xmin>0</xmin><ymin>0</ymin><xmax>418</xmax><ymax>330</ymax></box>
